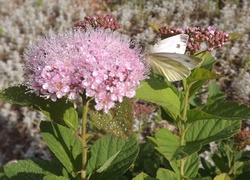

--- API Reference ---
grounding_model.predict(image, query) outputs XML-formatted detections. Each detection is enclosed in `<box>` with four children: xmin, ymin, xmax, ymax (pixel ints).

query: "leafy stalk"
<box><xmin>179</xmin><ymin>81</ymin><xmax>192</xmax><ymax>180</ymax></box>
<box><xmin>81</xmin><ymin>96</ymin><xmax>91</xmax><ymax>179</ymax></box>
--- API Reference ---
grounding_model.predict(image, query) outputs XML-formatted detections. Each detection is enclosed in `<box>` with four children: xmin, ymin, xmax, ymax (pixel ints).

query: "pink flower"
<box><xmin>24</xmin><ymin>28</ymin><xmax>147</xmax><ymax>113</ymax></box>
<box><xmin>157</xmin><ymin>26</ymin><xmax>230</xmax><ymax>53</ymax></box>
<box><xmin>207</xmin><ymin>26</ymin><xmax>216</xmax><ymax>35</ymax></box>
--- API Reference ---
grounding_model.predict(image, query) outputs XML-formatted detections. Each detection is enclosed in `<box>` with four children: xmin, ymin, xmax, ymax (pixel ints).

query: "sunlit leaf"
<box><xmin>132</xmin><ymin>172</ymin><xmax>156</xmax><ymax>180</ymax></box>
<box><xmin>183</xmin><ymin>153</ymin><xmax>199</xmax><ymax>179</ymax></box>
<box><xmin>196</xmin><ymin>51</ymin><xmax>216</xmax><ymax>71</ymax></box>
<box><xmin>152</xmin><ymin>128</ymin><xmax>180</xmax><ymax>161</ymax></box>
<box><xmin>214</xmin><ymin>173</ymin><xmax>231</xmax><ymax>180</ymax></box>
<box><xmin>3</xmin><ymin>159</ymin><xmax>67</xmax><ymax>180</ymax></box>
<box><xmin>186</xmin><ymin>68</ymin><xmax>222</xmax><ymax>85</ymax></box>
<box><xmin>43</xmin><ymin>175</ymin><xmax>69</xmax><ymax>180</ymax></box>
<box><xmin>136</xmin><ymin>79</ymin><xmax>180</xmax><ymax>119</ymax></box>
<box><xmin>40</xmin><ymin>121</ymin><xmax>82</xmax><ymax>177</ymax></box>
<box><xmin>86</xmin><ymin>134</ymin><xmax>139</xmax><ymax>179</ymax></box>
<box><xmin>156</xmin><ymin>168</ymin><xmax>179</xmax><ymax>180</ymax></box>
<box><xmin>185</xmin><ymin>119</ymin><xmax>241</xmax><ymax>145</ymax></box>
<box><xmin>0</xmin><ymin>85</ymin><xmax>78</xmax><ymax>131</ymax></box>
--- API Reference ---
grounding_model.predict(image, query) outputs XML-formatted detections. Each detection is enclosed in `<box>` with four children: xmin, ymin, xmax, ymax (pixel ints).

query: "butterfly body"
<box><xmin>148</xmin><ymin>34</ymin><xmax>202</xmax><ymax>82</ymax></box>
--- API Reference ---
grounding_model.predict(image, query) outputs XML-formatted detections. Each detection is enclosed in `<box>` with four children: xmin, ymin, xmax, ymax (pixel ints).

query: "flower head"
<box><xmin>24</xmin><ymin>28</ymin><xmax>147</xmax><ymax>113</ymax></box>
<box><xmin>157</xmin><ymin>26</ymin><xmax>230</xmax><ymax>53</ymax></box>
<box><xmin>74</xmin><ymin>14</ymin><xmax>121</xmax><ymax>31</ymax></box>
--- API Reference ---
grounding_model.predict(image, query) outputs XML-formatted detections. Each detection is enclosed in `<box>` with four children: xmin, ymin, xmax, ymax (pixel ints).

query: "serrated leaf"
<box><xmin>0</xmin><ymin>85</ymin><xmax>78</xmax><ymax>131</ymax></box>
<box><xmin>88</xmin><ymin>98</ymin><xmax>133</xmax><ymax>139</ymax></box>
<box><xmin>186</xmin><ymin>68</ymin><xmax>222</xmax><ymax>85</ymax></box>
<box><xmin>187</xmin><ymin>109</ymin><xmax>219</xmax><ymax>122</ymax></box>
<box><xmin>183</xmin><ymin>153</ymin><xmax>199</xmax><ymax>179</ymax></box>
<box><xmin>135</xmin><ymin>79</ymin><xmax>180</xmax><ymax>119</ymax></box>
<box><xmin>213</xmin><ymin>173</ymin><xmax>231</xmax><ymax>180</ymax></box>
<box><xmin>187</xmin><ymin>102</ymin><xmax>250</xmax><ymax>123</ymax></box>
<box><xmin>202</xmin><ymin>102</ymin><xmax>250</xmax><ymax>120</ymax></box>
<box><xmin>156</xmin><ymin>168</ymin><xmax>179</xmax><ymax>180</ymax></box>
<box><xmin>132</xmin><ymin>172</ymin><xmax>157</xmax><ymax>180</ymax></box>
<box><xmin>40</xmin><ymin>121</ymin><xmax>82</xmax><ymax>177</ymax></box>
<box><xmin>3</xmin><ymin>159</ymin><xmax>66</xmax><ymax>180</ymax></box>
<box><xmin>153</xmin><ymin>128</ymin><xmax>180</xmax><ymax>161</ymax></box>
<box><xmin>185</xmin><ymin>119</ymin><xmax>241</xmax><ymax>145</ymax></box>
<box><xmin>87</xmin><ymin>134</ymin><xmax>139</xmax><ymax>179</ymax></box>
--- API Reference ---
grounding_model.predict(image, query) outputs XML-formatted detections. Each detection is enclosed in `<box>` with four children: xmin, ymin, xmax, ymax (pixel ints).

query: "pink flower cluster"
<box><xmin>157</xmin><ymin>26</ymin><xmax>230</xmax><ymax>53</ymax></box>
<box><xmin>74</xmin><ymin>14</ymin><xmax>121</xmax><ymax>31</ymax></box>
<box><xmin>24</xmin><ymin>29</ymin><xmax>147</xmax><ymax>113</ymax></box>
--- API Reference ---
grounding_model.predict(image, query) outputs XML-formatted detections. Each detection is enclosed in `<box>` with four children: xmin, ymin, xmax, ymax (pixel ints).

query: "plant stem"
<box><xmin>81</xmin><ymin>97</ymin><xmax>90</xmax><ymax>179</ymax></box>
<box><xmin>179</xmin><ymin>83</ymin><xmax>191</xmax><ymax>180</ymax></box>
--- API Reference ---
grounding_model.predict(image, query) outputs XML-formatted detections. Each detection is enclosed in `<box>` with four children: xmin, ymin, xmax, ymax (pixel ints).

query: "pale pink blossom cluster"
<box><xmin>157</xmin><ymin>26</ymin><xmax>230</xmax><ymax>53</ymax></box>
<box><xmin>74</xmin><ymin>14</ymin><xmax>121</xmax><ymax>31</ymax></box>
<box><xmin>24</xmin><ymin>29</ymin><xmax>147</xmax><ymax>113</ymax></box>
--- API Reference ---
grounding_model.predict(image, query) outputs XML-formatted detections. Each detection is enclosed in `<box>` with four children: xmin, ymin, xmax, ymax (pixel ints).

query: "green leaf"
<box><xmin>0</xmin><ymin>85</ymin><xmax>78</xmax><ymax>131</ymax></box>
<box><xmin>188</xmin><ymin>79</ymin><xmax>207</xmax><ymax>98</ymax></box>
<box><xmin>187</xmin><ymin>52</ymin><xmax>217</xmax><ymax>97</ymax></box>
<box><xmin>207</xmin><ymin>81</ymin><xmax>227</xmax><ymax>104</ymax></box>
<box><xmin>43</xmin><ymin>175</ymin><xmax>69</xmax><ymax>180</ymax></box>
<box><xmin>61</xmin><ymin>107</ymin><xmax>78</xmax><ymax>132</ymax></box>
<box><xmin>132</xmin><ymin>172</ymin><xmax>157</xmax><ymax>180</ymax></box>
<box><xmin>40</xmin><ymin>121</ymin><xmax>82</xmax><ymax>177</ymax></box>
<box><xmin>0</xmin><ymin>166</ymin><xmax>8</xmax><ymax>180</ymax></box>
<box><xmin>228</xmin><ymin>33</ymin><xmax>243</xmax><ymax>41</ymax></box>
<box><xmin>88</xmin><ymin>98</ymin><xmax>133</xmax><ymax>139</ymax></box>
<box><xmin>148</xmin><ymin>22</ymin><xmax>161</xmax><ymax>31</ymax></box>
<box><xmin>173</xmin><ymin>143</ymin><xmax>202</xmax><ymax>160</ymax></box>
<box><xmin>135</xmin><ymin>79</ymin><xmax>180</xmax><ymax>119</ymax></box>
<box><xmin>213</xmin><ymin>173</ymin><xmax>231</xmax><ymax>180</ymax></box>
<box><xmin>196</xmin><ymin>51</ymin><xmax>216</xmax><ymax>71</ymax></box>
<box><xmin>186</xmin><ymin>68</ymin><xmax>222</xmax><ymax>85</ymax></box>
<box><xmin>3</xmin><ymin>159</ymin><xmax>67</xmax><ymax>180</ymax></box>
<box><xmin>202</xmin><ymin>102</ymin><xmax>250</xmax><ymax>120</ymax></box>
<box><xmin>156</xmin><ymin>168</ymin><xmax>179</xmax><ymax>180</ymax></box>
<box><xmin>187</xmin><ymin>102</ymin><xmax>250</xmax><ymax>123</ymax></box>
<box><xmin>87</xmin><ymin>134</ymin><xmax>139</xmax><ymax>179</ymax></box>
<box><xmin>236</xmin><ymin>172</ymin><xmax>250</xmax><ymax>180</ymax></box>
<box><xmin>187</xmin><ymin>69</ymin><xmax>221</xmax><ymax>98</ymax></box>
<box><xmin>185</xmin><ymin>119</ymin><xmax>241</xmax><ymax>145</ymax></box>
<box><xmin>183</xmin><ymin>153</ymin><xmax>199</xmax><ymax>179</ymax></box>
<box><xmin>153</xmin><ymin>128</ymin><xmax>180</xmax><ymax>161</ymax></box>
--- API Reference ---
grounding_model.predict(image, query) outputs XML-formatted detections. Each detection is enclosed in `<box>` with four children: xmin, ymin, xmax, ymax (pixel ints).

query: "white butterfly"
<box><xmin>147</xmin><ymin>34</ymin><xmax>202</xmax><ymax>82</ymax></box>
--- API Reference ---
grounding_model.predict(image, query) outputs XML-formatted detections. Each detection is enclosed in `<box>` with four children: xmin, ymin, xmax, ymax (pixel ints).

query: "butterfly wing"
<box><xmin>151</xmin><ymin>34</ymin><xmax>189</xmax><ymax>54</ymax></box>
<box><xmin>153</xmin><ymin>53</ymin><xmax>203</xmax><ymax>69</ymax></box>
<box><xmin>148</xmin><ymin>54</ymin><xmax>191</xmax><ymax>82</ymax></box>
<box><xmin>148</xmin><ymin>34</ymin><xmax>203</xmax><ymax>81</ymax></box>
